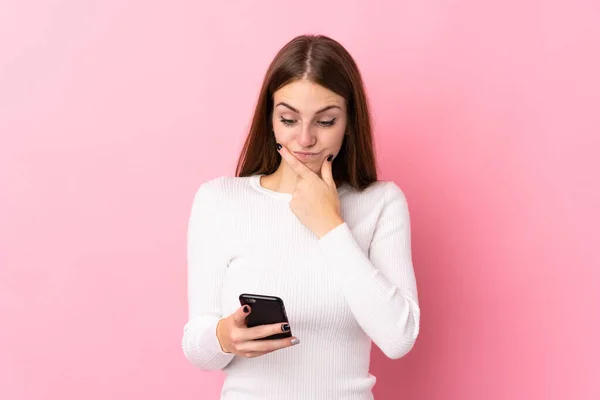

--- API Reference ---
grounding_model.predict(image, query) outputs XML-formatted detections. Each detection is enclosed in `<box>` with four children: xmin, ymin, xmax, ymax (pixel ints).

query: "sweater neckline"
<box><xmin>249</xmin><ymin>174</ymin><xmax>349</xmax><ymax>200</ymax></box>
<box><xmin>250</xmin><ymin>175</ymin><xmax>292</xmax><ymax>200</ymax></box>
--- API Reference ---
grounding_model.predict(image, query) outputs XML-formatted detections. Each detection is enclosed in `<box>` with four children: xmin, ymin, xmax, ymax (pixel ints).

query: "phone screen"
<box><xmin>239</xmin><ymin>293</ymin><xmax>292</xmax><ymax>340</ymax></box>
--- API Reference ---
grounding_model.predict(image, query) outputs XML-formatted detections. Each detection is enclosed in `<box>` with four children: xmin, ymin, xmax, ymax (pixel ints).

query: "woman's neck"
<box><xmin>259</xmin><ymin>163</ymin><xmax>342</xmax><ymax>194</ymax></box>
<box><xmin>260</xmin><ymin>164</ymin><xmax>303</xmax><ymax>194</ymax></box>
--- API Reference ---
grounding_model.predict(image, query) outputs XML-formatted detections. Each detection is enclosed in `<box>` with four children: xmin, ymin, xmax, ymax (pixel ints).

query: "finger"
<box><xmin>276</xmin><ymin>143</ymin><xmax>315</xmax><ymax>180</ymax></box>
<box><xmin>232</xmin><ymin>304</ymin><xmax>251</xmax><ymax>326</ymax></box>
<box><xmin>320</xmin><ymin>153</ymin><xmax>335</xmax><ymax>189</ymax></box>
<box><xmin>239</xmin><ymin>350</ymin><xmax>273</xmax><ymax>358</ymax></box>
<box><xmin>244</xmin><ymin>322</ymin><xmax>291</xmax><ymax>341</ymax></box>
<box><xmin>237</xmin><ymin>336</ymin><xmax>300</xmax><ymax>353</ymax></box>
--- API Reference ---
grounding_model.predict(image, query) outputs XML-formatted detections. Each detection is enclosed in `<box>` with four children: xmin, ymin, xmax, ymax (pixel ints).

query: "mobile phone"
<box><xmin>238</xmin><ymin>293</ymin><xmax>292</xmax><ymax>340</ymax></box>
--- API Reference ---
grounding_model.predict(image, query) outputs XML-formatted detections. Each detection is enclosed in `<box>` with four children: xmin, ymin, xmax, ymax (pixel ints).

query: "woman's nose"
<box><xmin>296</xmin><ymin>125</ymin><xmax>316</xmax><ymax>147</ymax></box>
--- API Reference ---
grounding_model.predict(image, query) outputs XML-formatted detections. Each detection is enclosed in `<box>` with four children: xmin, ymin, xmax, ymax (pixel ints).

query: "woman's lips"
<box><xmin>293</xmin><ymin>151</ymin><xmax>321</xmax><ymax>160</ymax></box>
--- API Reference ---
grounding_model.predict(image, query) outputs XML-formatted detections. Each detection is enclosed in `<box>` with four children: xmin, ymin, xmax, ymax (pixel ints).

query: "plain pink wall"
<box><xmin>1</xmin><ymin>1</ymin><xmax>599</xmax><ymax>399</ymax></box>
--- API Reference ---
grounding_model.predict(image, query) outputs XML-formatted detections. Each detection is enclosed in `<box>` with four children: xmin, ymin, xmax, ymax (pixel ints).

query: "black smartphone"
<box><xmin>239</xmin><ymin>293</ymin><xmax>292</xmax><ymax>340</ymax></box>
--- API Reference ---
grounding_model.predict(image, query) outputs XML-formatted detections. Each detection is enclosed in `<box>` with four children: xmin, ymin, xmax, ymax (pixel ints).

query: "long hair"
<box><xmin>235</xmin><ymin>34</ymin><xmax>377</xmax><ymax>190</ymax></box>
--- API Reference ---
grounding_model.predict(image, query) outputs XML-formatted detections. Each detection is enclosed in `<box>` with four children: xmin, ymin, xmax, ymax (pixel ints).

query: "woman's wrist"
<box><xmin>315</xmin><ymin>214</ymin><xmax>344</xmax><ymax>238</ymax></box>
<box><xmin>216</xmin><ymin>318</ymin><xmax>230</xmax><ymax>353</ymax></box>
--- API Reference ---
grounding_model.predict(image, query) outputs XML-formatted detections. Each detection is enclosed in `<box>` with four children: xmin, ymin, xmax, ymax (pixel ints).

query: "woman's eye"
<box><xmin>279</xmin><ymin>116</ymin><xmax>336</xmax><ymax>127</ymax></box>
<box><xmin>317</xmin><ymin>118</ymin><xmax>336</xmax><ymax>127</ymax></box>
<box><xmin>279</xmin><ymin>117</ymin><xmax>297</xmax><ymax>126</ymax></box>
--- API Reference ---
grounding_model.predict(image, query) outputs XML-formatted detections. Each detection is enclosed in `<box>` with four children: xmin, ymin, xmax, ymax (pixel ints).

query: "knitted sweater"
<box><xmin>182</xmin><ymin>174</ymin><xmax>420</xmax><ymax>399</ymax></box>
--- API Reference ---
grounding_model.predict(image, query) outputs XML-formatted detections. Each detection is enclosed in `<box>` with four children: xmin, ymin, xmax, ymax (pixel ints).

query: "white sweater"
<box><xmin>182</xmin><ymin>174</ymin><xmax>420</xmax><ymax>400</ymax></box>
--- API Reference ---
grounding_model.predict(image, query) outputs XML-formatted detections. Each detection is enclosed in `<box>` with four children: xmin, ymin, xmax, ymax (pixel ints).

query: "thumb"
<box><xmin>320</xmin><ymin>154</ymin><xmax>335</xmax><ymax>188</ymax></box>
<box><xmin>232</xmin><ymin>304</ymin><xmax>251</xmax><ymax>326</ymax></box>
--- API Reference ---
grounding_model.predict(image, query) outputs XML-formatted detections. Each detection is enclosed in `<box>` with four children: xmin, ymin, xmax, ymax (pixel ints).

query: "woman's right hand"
<box><xmin>216</xmin><ymin>305</ymin><xmax>300</xmax><ymax>358</ymax></box>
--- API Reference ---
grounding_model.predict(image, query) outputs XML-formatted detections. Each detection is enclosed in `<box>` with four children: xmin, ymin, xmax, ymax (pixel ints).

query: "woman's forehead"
<box><xmin>274</xmin><ymin>80</ymin><xmax>345</xmax><ymax>113</ymax></box>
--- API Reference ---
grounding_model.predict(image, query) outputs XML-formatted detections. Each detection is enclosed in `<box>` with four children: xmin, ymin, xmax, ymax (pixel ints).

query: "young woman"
<box><xmin>182</xmin><ymin>34</ymin><xmax>420</xmax><ymax>400</ymax></box>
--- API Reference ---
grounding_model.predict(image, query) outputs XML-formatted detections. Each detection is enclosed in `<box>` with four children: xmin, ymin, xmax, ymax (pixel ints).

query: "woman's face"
<box><xmin>272</xmin><ymin>79</ymin><xmax>347</xmax><ymax>174</ymax></box>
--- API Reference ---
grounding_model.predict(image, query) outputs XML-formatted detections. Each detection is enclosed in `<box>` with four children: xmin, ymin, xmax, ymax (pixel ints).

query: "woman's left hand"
<box><xmin>277</xmin><ymin>144</ymin><xmax>344</xmax><ymax>238</ymax></box>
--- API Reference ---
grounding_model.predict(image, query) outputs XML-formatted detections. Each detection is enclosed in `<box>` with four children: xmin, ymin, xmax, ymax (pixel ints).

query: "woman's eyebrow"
<box><xmin>276</xmin><ymin>102</ymin><xmax>341</xmax><ymax>115</ymax></box>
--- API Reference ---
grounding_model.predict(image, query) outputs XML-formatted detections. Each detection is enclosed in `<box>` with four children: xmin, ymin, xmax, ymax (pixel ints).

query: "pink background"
<box><xmin>1</xmin><ymin>1</ymin><xmax>599</xmax><ymax>399</ymax></box>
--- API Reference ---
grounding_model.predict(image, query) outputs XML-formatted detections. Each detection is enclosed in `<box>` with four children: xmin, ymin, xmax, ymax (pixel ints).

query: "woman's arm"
<box><xmin>317</xmin><ymin>182</ymin><xmax>420</xmax><ymax>359</ymax></box>
<box><xmin>181</xmin><ymin>179</ymin><xmax>235</xmax><ymax>370</ymax></box>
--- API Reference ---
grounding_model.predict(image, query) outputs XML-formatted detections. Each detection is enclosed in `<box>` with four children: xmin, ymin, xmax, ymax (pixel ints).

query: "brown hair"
<box><xmin>235</xmin><ymin>34</ymin><xmax>377</xmax><ymax>190</ymax></box>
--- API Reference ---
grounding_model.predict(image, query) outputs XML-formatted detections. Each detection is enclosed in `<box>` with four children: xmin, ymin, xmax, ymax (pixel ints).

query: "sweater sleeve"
<box><xmin>181</xmin><ymin>180</ymin><xmax>235</xmax><ymax>370</ymax></box>
<box><xmin>317</xmin><ymin>182</ymin><xmax>420</xmax><ymax>359</ymax></box>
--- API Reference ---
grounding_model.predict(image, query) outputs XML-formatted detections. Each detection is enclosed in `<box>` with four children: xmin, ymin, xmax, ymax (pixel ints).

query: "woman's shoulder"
<box><xmin>191</xmin><ymin>175</ymin><xmax>254</xmax><ymax>203</ymax></box>
<box><xmin>340</xmin><ymin>180</ymin><xmax>409</xmax><ymax>223</ymax></box>
<box><xmin>194</xmin><ymin>175</ymin><xmax>242</xmax><ymax>190</ymax></box>
<box><xmin>346</xmin><ymin>180</ymin><xmax>408</xmax><ymax>204</ymax></box>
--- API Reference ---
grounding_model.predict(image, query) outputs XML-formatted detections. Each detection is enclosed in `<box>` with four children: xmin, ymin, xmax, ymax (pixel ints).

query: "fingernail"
<box><xmin>243</xmin><ymin>305</ymin><xmax>249</xmax><ymax>313</ymax></box>
<box><xmin>276</xmin><ymin>143</ymin><xmax>282</xmax><ymax>151</ymax></box>
<box><xmin>327</xmin><ymin>154</ymin><xmax>333</xmax><ymax>162</ymax></box>
<box><xmin>281</xmin><ymin>323</ymin><xmax>290</xmax><ymax>332</ymax></box>
<box><xmin>291</xmin><ymin>338</ymin><xmax>300</xmax><ymax>345</ymax></box>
